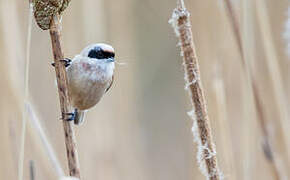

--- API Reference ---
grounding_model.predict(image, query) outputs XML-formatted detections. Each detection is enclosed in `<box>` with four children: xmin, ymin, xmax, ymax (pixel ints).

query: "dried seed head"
<box><xmin>60</xmin><ymin>0</ymin><xmax>71</xmax><ymax>12</ymax></box>
<box><xmin>32</xmin><ymin>0</ymin><xmax>71</xmax><ymax>30</ymax></box>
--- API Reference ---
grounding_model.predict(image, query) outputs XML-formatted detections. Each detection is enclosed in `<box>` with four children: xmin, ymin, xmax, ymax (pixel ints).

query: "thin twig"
<box><xmin>169</xmin><ymin>1</ymin><xmax>222</xmax><ymax>179</ymax></box>
<box><xmin>49</xmin><ymin>14</ymin><xmax>81</xmax><ymax>178</ymax></box>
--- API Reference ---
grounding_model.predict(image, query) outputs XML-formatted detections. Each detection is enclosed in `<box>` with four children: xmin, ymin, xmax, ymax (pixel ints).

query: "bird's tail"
<box><xmin>74</xmin><ymin>109</ymin><xmax>85</xmax><ymax>125</ymax></box>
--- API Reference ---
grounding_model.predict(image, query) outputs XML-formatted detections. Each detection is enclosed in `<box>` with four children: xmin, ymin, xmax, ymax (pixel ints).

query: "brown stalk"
<box><xmin>32</xmin><ymin>0</ymin><xmax>79</xmax><ymax>177</ymax></box>
<box><xmin>49</xmin><ymin>14</ymin><xmax>80</xmax><ymax>178</ymax></box>
<box><xmin>169</xmin><ymin>1</ymin><xmax>221</xmax><ymax>179</ymax></box>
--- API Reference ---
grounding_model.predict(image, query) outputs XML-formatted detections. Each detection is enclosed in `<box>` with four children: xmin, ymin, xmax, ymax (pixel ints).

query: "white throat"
<box><xmin>72</xmin><ymin>55</ymin><xmax>115</xmax><ymax>81</ymax></box>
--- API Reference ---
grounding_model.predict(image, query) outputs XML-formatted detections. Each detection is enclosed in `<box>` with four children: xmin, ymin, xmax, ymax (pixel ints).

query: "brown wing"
<box><xmin>105</xmin><ymin>75</ymin><xmax>114</xmax><ymax>93</ymax></box>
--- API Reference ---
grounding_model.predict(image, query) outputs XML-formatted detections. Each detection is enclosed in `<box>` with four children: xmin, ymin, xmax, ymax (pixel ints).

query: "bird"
<box><xmin>58</xmin><ymin>43</ymin><xmax>115</xmax><ymax>125</ymax></box>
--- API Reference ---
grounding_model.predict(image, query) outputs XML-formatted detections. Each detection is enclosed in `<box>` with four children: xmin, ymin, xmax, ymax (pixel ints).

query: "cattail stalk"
<box><xmin>169</xmin><ymin>1</ymin><xmax>221</xmax><ymax>179</ymax></box>
<box><xmin>32</xmin><ymin>0</ymin><xmax>80</xmax><ymax>177</ymax></box>
<box><xmin>49</xmin><ymin>14</ymin><xmax>81</xmax><ymax>178</ymax></box>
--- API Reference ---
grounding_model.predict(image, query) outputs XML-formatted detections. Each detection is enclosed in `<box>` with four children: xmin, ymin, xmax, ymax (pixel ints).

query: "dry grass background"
<box><xmin>0</xmin><ymin>0</ymin><xmax>289</xmax><ymax>179</ymax></box>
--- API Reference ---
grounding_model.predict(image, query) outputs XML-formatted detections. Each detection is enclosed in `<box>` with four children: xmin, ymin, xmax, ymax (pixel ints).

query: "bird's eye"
<box><xmin>88</xmin><ymin>47</ymin><xmax>115</xmax><ymax>59</ymax></box>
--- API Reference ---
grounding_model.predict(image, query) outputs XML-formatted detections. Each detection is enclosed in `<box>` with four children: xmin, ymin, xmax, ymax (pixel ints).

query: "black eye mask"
<box><xmin>88</xmin><ymin>47</ymin><xmax>115</xmax><ymax>59</ymax></box>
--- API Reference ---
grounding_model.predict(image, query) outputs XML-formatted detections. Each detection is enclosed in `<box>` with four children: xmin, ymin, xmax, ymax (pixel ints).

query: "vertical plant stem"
<box><xmin>49</xmin><ymin>14</ymin><xmax>80</xmax><ymax>178</ymax></box>
<box><xmin>169</xmin><ymin>1</ymin><xmax>221</xmax><ymax>179</ymax></box>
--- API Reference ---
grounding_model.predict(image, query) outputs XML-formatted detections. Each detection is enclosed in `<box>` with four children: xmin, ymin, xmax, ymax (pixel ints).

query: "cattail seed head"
<box><xmin>32</xmin><ymin>0</ymin><xmax>71</xmax><ymax>30</ymax></box>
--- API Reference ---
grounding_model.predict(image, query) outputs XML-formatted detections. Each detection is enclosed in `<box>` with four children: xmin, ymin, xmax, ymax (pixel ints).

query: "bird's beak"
<box><xmin>106</xmin><ymin>58</ymin><xmax>115</xmax><ymax>63</ymax></box>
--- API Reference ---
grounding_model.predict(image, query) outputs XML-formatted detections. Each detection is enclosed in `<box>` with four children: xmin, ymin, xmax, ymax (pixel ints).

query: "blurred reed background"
<box><xmin>0</xmin><ymin>0</ymin><xmax>289</xmax><ymax>179</ymax></box>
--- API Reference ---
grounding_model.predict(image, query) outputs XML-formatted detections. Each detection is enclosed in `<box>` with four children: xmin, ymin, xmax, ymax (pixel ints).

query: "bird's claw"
<box><xmin>61</xmin><ymin>112</ymin><xmax>76</xmax><ymax>121</ymax></box>
<box><xmin>51</xmin><ymin>58</ymin><xmax>72</xmax><ymax>68</ymax></box>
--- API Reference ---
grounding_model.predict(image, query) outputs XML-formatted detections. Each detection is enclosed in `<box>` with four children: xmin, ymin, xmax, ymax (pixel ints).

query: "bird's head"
<box><xmin>81</xmin><ymin>43</ymin><xmax>115</xmax><ymax>63</ymax></box>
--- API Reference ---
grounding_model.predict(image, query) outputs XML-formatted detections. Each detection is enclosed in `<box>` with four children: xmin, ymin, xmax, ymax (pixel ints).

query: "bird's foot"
<box><xmin>61</xmin><ymin>111</ymin><xmax>76</xmax><ymax>122</ymax></box>
<box><xmin>51</xmin><ymin>58</ymin><xmax>72</xmax><ymax>68</ymax></box>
